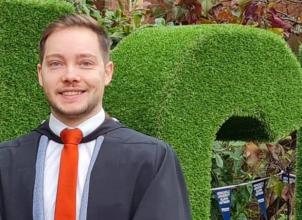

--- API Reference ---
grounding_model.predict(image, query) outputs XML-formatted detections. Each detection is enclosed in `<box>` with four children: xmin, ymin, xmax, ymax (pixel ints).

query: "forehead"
<box><xmin>44</xmin><ymin>27</ymin><xmax>102</xmax><ymax>58</ymax></box>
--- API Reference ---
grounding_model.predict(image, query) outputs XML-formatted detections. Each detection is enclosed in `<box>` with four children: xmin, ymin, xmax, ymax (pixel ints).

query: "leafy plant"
<box><xmin>66</xmin><ymin>0</ymin><xmax>301</xmax><ymax>44</ymax></box>
<box><xmin>211</xmin><ymin>133</ymin><xmax>296</xmax><ymax>219</ymax></box>
<box><xmin>66</xmin><ymin>0</ymin><xmax>153</xmax><ymax>47</ymax></box>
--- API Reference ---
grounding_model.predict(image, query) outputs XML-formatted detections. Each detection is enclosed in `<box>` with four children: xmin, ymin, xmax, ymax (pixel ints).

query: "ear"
<box><xmin>104</xmin><ymin>61</ymin><xmax>114</xmax><ymax>86</ymax></box>
<box><xmin>37</xmin><ymin>63</ymin><xmax>44</xmax><ymax>87</ymax></box>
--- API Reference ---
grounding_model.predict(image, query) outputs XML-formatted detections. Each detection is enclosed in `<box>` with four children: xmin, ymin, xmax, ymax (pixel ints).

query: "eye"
<box><xmin>48</xmin><ymin>60</ymin><xmax>63</xmax><ymax>68</ymax></box>
<box><xmin>80</xmin><ymin>60</ymin><xmax>94</xmax><ymax>68</ymax></box>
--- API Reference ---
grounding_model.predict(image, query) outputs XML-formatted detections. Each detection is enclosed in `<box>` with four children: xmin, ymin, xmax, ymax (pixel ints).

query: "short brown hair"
<box><xmin>39</xmin><ymin>14</ymin><xmax>111</xmax><ymax>63</ymax></box>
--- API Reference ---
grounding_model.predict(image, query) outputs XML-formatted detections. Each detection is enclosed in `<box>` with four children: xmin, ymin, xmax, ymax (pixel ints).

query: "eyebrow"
<box><xmin>45</xmin><ymin>54</ymin><xmax>64</xmax><ymax>60</ymax></box>
<box><xmin>76</xmin><ymin>54</ymin><xmax>97</xmax><ymax>59</ymax></box>
<box><xmin>45</xmin><ymin>53</ymin><xmax>98</xmax><ymax>60</ymax></box>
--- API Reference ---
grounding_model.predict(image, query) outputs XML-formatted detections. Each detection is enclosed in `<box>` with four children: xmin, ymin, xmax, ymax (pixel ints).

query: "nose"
<box><xmin>61</xmin><ymin>65</ymin><xmax>81</xmax><ymax>83</ymax></box>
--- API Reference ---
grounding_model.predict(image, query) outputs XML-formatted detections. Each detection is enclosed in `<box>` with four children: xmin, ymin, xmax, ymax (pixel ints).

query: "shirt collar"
<box><xmin>49</xmin><ymin>109</ymin><xmax>105</xmax><ymax>137</ymax></box>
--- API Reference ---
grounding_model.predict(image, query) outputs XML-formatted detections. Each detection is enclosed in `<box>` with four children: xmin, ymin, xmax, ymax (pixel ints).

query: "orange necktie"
<box><xmin>55</xmin><ymin>128</ymin><xmax>83</xmax><ymax>220</ymax></box>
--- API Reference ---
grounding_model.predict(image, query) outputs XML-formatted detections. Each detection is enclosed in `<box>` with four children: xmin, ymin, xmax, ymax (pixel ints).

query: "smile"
<box><xmin>58</xmin><ymin>90</ymin><xmax>86</xmax><ymax>102</ymax></box>
<box><xmin>60</xmin><ymin>90</ymin><xmax>85</xmax><ymax>96</ymax></box>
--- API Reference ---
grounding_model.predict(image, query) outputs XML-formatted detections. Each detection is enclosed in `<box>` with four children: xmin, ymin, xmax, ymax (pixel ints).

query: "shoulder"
<box><xmin>106</xmin><ymin>125</ymin><xmax>171</xmax><ymax>152</ymax></box>
<box><xmin>104</xmin><ymin>124</ymin><xmax>177</xmax><ymax>168</ymax></box>
<box><xmin>0</xmin><ymin>131</ymin><xmax>41</xmax><ymax>166</ymax></box>
<box><xmin>106</xmin><ymin>121</ymin><xmax>166</xmax><ymax>146</ymax></box>
<box><xmin>0</xmin><ymin>132</ymin><xmax>40</xmax><ymax>149</ymax></box>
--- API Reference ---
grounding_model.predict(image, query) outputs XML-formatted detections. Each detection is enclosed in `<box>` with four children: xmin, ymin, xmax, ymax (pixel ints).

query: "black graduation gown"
<box><xmin>0</xmin><ymin>118</ymin><xmax>191</xmax><ymax>220</ymax></box>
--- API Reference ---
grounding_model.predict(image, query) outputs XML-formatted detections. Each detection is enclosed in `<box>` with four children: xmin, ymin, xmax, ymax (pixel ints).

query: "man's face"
<box><xmin>38</xmin><ymin>27</ymin><xmax>113</xmax><ymax>125</ymax></box>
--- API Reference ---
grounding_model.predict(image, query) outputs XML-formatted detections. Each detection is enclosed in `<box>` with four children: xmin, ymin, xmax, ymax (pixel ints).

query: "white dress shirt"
<box><xmin>44</xmin><ymin>109</ymin><xmax>105</xmax><ymax>220</ymax></box>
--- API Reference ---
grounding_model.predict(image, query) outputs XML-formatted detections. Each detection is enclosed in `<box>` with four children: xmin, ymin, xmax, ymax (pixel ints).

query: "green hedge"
<box><xmin>105</xmin><ymin>25</ymin><xmax>302</xmax><ymax>219</ymax></box>
<box><xmin>297</xmin><ymin>128</ymin><xmax>302</xmax><ymax>220</ymax></box>
<box><xmin>296</xmin><ymin>45</ymin><xmax>302</xmax><ymax>220</ymax></box>
<box><xmin>0</xmin><ymin>0</ymin><xmax>74</xmax><ymax>141</ymax></box>
<box><xmin>298</xmin><ymin>44</ymin><xmax>302</xmax><ymax>66</ymax></box>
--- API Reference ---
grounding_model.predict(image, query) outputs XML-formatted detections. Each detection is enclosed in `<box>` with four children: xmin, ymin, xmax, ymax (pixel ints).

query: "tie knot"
<box><xmin>60</xmin><ymin>128</ymin><xmax>83</xmax><ymax>145</ymax></box>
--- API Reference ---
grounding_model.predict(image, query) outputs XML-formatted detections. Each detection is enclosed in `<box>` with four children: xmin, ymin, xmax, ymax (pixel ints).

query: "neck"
<box><xmin>51</xmin><ymin>109</ymin><xmax>102</xmax><ymax>127</ymax></box>
<box><xmin>53</xmin><ymin>117</ymin><xmax>85</xmax><ymax>127</ymax></box>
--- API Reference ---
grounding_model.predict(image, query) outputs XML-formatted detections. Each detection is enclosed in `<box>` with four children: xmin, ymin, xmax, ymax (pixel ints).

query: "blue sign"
<box><xmin>213</xmin><ymin>188</ymin><xmax>232</xmax><ymax>220</ymax></box>
<box><xmin>252</xmin><ymin>180</ymin><xmax>268</xmax><ymax>220</ymax></box>
<box><xmin>281</xmin><ymin>173</ymin><xmax>296</xmax><ymax>184</ymax></box>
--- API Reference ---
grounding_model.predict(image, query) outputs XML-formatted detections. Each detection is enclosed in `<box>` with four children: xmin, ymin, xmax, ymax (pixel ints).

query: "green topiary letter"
<box><xmin>105</xmin><ymin>25</ymin><xmax>302</xmax><ymax>219</ymax></box>
<box><xmin>298</xmin><ymin>44</ymin><xmax>302</xmax><ymax>66</ymax></box>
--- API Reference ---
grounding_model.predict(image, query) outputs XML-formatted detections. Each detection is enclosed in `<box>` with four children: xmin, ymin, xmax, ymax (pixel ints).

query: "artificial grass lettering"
<box><xmin>106</xmin><ymin>25</ymin><xmax>302</xmax><ymax>219</ymax></box>
<box><xmin>298</xmin><ymin>44</ymin><xmax>302</xmax><ymax>66</ymax></box>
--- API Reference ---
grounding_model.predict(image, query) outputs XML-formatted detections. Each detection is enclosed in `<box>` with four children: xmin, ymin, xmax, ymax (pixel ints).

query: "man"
<box><xmin>0</xmin><ymin>14</ymin><xmax>191</xmax><ymax>220</ymax></box>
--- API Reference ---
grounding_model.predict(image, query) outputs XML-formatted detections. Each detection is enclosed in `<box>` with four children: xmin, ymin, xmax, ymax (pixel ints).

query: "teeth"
<box><xmin>62</xmin><ymin>91</ymin><xmax>83</xmax><ymax>96</ymax></box>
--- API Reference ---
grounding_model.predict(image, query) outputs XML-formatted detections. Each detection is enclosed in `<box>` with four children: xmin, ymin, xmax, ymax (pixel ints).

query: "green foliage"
<box><xmin>66</xmin><ymin>0</ymin><xmax>152</xmax><ymax>48</ymax></box>
<box><xmin>211</xmin><ymin>138</ymin><xmax>296</xmax><ymax>219</ymax></box>
<box><xmin>0</xmin><ymin>0</ymin><xmax>74</xmax><ymax>141</ymax></box>
<box><xmin>212</xmin><ymin>141</ymin><xmax>246</xmax><ymax>187</ymax></box>
<box><xmin>296</xmin><ymin>128</ymin><xmax>302</xmax><ymax>220</ymax></box>
<box><xmin>64</xmin><ymin>0</ymin><xmax>301</xmax><ymax>46</ymax></box>
<box><xmin>298</xmin><ymin>44</ymin><xmax>302</xmax><ymax>66</ymax></box>
<box><xmin>65</xmin><ymin>0</ymin><xmax>96</xmax><ymax>14</ymax></box>
<box><xmin>211</xmin><ymin>141</ymin><xmax>253</xmax><ymax>219</ymax></box>
<box><xmin>231</xmin><ymin>186</ymin><xmax>254</xmax><ymax>219</ymax></box>
<box><xmin>106</xmin><ymin>25</ymin><xmax>302</xmax><ymax>219</ymax></box>
<box><xmin>99</xmin><ymin>8</ymin><xmax>146</xmax><ymax>48</ymax></box>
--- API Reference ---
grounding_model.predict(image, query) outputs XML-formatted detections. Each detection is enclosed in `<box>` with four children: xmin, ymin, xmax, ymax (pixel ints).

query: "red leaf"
<box><xmin>242</xmin><ymin>2</ymin><xmax>264</xmax><ymax>25</ymax></box>
<box><xmin>268</xmin><ymin>9</ymin><xmax>292</xmax><ymax>31</ymax></box>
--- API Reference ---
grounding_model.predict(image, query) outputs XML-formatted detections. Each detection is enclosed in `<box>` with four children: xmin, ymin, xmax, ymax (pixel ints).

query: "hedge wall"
<box><xmin>297</xmin><ymin>44</ymin><xmax>302</xmax><ymax>220</ymax></box>
<box><xmin>0</xmin><ymin>0</ymin><xmax>74</xmax><ymax>141</ymax></box>
<box><xmin>298</xmin><ymin>44</ymin><xmax>302</xmax><ymax>66</ymax></box>
<box><xmin>105</xmin><ymin>25</ymin><xmax>302</xmax><ymax>219</ymax></box>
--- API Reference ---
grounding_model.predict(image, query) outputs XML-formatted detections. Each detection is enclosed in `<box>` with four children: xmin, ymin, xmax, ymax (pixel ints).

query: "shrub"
<box><xmin>298</xmin><ymin>45</ymin><xmax>302</xmax><ymax>66</ymax></box>
<box><xmin>106</xmin><ymin>24</ymin><xmax>302</xmax><ymax>219</ymax></box>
